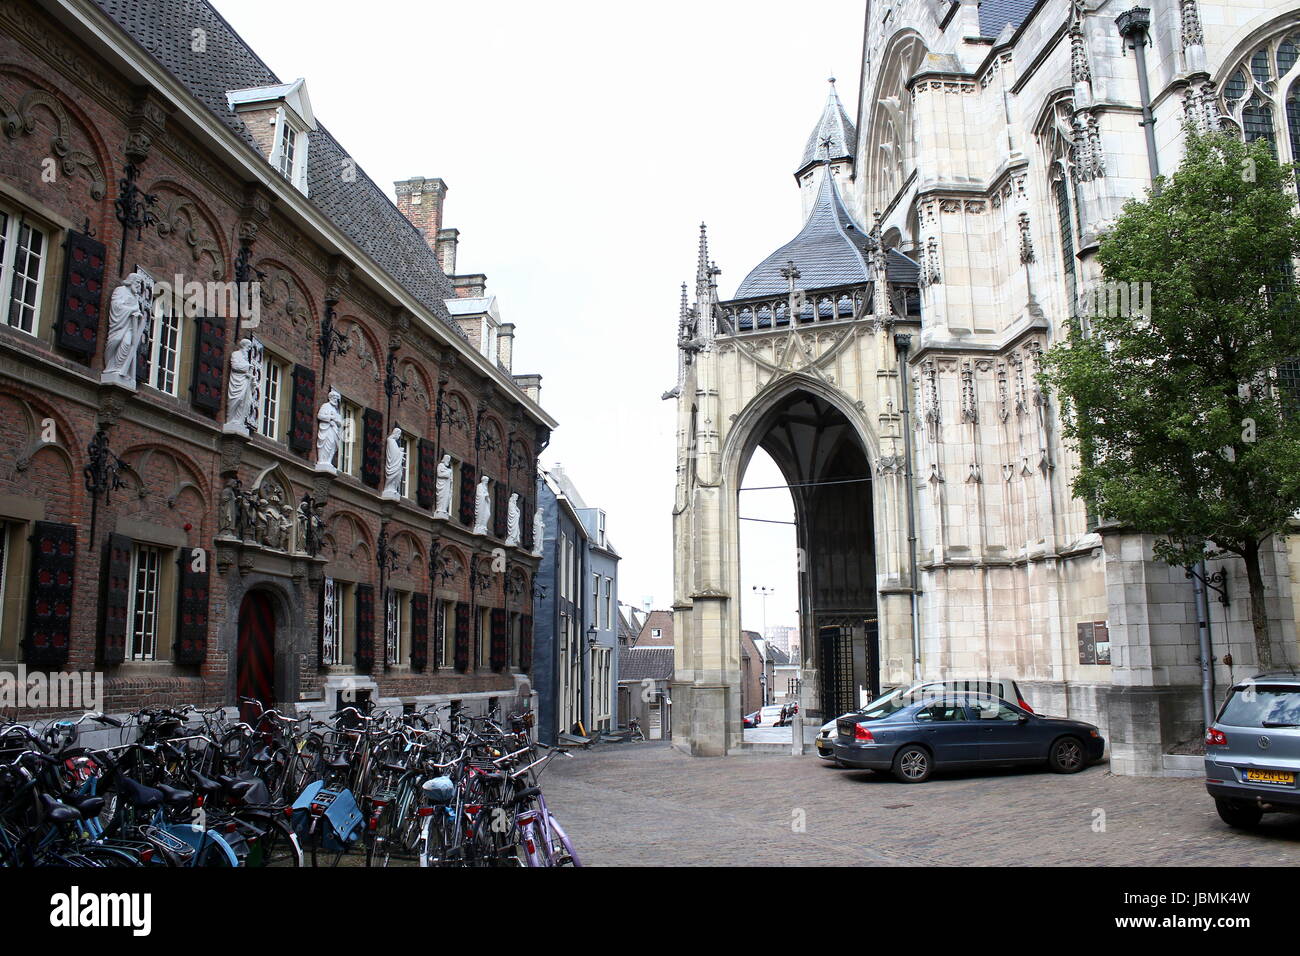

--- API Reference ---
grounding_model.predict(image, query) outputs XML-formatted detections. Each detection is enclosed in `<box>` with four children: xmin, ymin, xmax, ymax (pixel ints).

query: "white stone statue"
<box><xmin>315</xmin><ymin>387</ymin><xmax>343</xmax><ymax>474</ymax></box>
<box><xmin>101</xmin><ymin>271</ymin><xmax>153</xmax><ymax>387</ymax></box>
<box><xmin>472</xmin><ymin>475</ymin><xmax>491</xmax><ymax>535</ymax></box>
<box><xmin>433</xmin><ymin>453</ymin><xmax>453</xmax><ymax>518</ymax></box>
<box><xmin>224</xmin><ymin>338</ymin><xmax>258</xmax><ymax>435</ymax></box>
<box><xmin>505</xmin><ymin>492</ymin><xmax>521</xmax><ymax>547</ymax></box>
<box><xmin>382</xmin><ymin>427</ymin><xmax>405</xmax><ymax>500</ymax></box>
<box><xmin>531</xmin><ymin>507</ymin><xmax>544</xmax><ymax>557</ymax></box>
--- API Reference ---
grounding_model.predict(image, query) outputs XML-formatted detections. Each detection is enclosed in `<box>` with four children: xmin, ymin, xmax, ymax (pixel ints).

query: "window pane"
<box><xmin>151</xmin><ymin>303</ymin><xmax>182</xmax><ymax>395</ymax></box>
<box><xmin>260</xmin><ymin>360</ymin><xmax>281</xmax><ymax>438</ymax></box>
<box><xmin>1054</xmin><ymin>179</ymin><xmax>1079</xmax><ymax>321</ymax></box>
<box><xmin>1243</xmin><ymin>96</ymin><xmax>1278</xmax><ymax>156</ymax></box>
<box><xmin>129</xmin><ymin>546</ymin><xmax>162</xmax><ymax>660</ymax></box>
<box><xmin>1252</xmin><ymin>48</ymin><xmax>1272</xmax><ymax>85</ymax></box>
<box><xmin>1225</xmin><ymin>68</ymin><xmax>1249</xmax><ymax>105</ymax></box>
<box><xmin>1288</xmin><ymin>84</ymin><xmax>1300</xmax><ymax>164</ymax></box>
<box><xmin>1279</xmin><ymin>38</ymin><xmax>1299</xmax><ymax>78</ymax></box>
<box><xmin>7</xmin><ymin>221</ymin><xmax>44</xmax><ymax>334</ymax></box>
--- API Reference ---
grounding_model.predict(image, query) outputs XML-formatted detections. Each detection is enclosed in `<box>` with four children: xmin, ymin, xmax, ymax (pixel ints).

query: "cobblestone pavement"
<box><xmin>541</xmin><ymin>742</ymin><xmax>1300</xmax><ymax>866</ymax></box>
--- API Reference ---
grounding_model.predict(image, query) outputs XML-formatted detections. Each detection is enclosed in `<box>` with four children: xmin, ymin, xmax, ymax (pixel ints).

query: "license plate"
<box><xmin>1245</xmin><ymin>769</ymin><xmax>1295</xmax><ymax>785</ymax></box>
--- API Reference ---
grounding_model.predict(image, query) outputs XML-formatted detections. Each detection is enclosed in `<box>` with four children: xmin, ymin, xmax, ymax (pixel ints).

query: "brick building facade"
<box><xmin>0</xmin><ymin>0</ymin><xmax>555</xmax><ymax>717</ymax></box>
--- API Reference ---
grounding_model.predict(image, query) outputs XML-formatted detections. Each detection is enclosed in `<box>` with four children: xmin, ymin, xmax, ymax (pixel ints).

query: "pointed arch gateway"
<box><xmin>736</xmin><ymin>383</ymin><xmax>881</xmax><ymax>722</ymax></box>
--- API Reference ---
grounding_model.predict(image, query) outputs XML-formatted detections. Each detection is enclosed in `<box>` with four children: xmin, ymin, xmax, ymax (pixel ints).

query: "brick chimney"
<box><xmin>452</xmin><ymin>274</ymin><xmax>487</xmax><ymax>299</ymax></box>
<box><xmin>513</xmin><ymin>373</ymin><xmax>541</xmax><ymax>404</ymax></box>
<box><xmin>497</xmin><ymin>322</ymin><xmax>515</xmax><ymax>372</ymax></box>
<box><xmin>436</xmin><ymin>228</ymin><xmax>459</xmax><ymax>275</ymax></box>
<box><xmin>394</xmin><ymin>177</ymin><xmax>447</xmax><ymax>253</ymax></box>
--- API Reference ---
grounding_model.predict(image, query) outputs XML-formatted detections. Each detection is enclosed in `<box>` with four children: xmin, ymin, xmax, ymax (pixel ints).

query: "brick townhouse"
<box><xmin>0</xmin><ymin>0</ymin><xmax>556</xmax><ymax>717</ymax></box>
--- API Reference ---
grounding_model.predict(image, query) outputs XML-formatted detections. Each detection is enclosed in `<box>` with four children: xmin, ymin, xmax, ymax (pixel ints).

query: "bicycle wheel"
<box><xmin>248</xmin><ymin>816</ymin><xmax>302</xmax><ymax>867</ymax></box>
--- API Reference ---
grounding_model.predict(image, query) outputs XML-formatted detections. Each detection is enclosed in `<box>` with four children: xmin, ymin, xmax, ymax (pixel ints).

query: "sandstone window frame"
<box><xmin>337</xmin><ymin>398</ymin><xmax>360</xmax><ymax>476</ymax></box>
<box><xmin>257</xmin><ymin>350</ymin><xmax>288</xmax><ymax>441</ymax></box>
<box><xmin>0</xmin><ymin>202</ymin><xmax>50</xmax><ymax>339</ymax></box>
<box><xmin>145</xmin><ymin>293</ymin><xmax>185</xmax><ymax>397</ymax></box>
<box><xmin>126</xmin><ymin>541</ymin><xmax>175</xmax><ymax>662</ymax></box>
<box><xmin>270</xmin><ymin>107</ymin><xmax>311</xmax><ymax>194</ymax></box>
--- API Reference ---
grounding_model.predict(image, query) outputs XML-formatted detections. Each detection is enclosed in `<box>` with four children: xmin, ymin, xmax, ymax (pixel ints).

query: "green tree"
<box><xmin>1041</xmin><ymin>130</ymin><xmax>1300</xmax><ymax>669</ymax></box>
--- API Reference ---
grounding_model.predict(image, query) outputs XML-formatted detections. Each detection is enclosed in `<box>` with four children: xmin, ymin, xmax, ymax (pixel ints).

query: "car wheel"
<box><xmin>1215</xmin><ymin>798</ymin><xmax>1262</xmax><ymax>829</ymax></box>
<box><xmin>1047</xmin><ymin>736</ymin><xmax>1087</xmax><ymax>774</ymax></box>
<box><xmin>892</xmin><ymin>745</ymin><xmax>931</xmax><ymax>783</ymax></box>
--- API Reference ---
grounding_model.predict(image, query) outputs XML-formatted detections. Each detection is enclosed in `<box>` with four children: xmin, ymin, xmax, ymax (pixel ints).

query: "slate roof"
<box><xmin>797</xmin><ymin>80</ymin><xmax>857</xmax><ymax>175</ymax></box>
<box><xmin>618</xmin><ymin>646</ymin><xmax>674</xmax><ymax>683</ymax></box>
<box><xmin>734</xmin><ymin>168</ymin><xmax>918</xmax><ymax>298</ymax></box>
<box><xmin>93</xmin><ymin>0</ymin><xmax>466</xmax><ymax>339</ymax></box>
<box><xmin>978</xmin><ymin>0</ymin><xmax>1040</xmax><ymax>39</ymax></box>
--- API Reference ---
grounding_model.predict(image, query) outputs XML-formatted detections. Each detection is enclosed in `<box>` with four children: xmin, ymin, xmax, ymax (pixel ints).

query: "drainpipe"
<box><xmin>1192</xmin><ymin>560</ymin><xmax>1216</xmax><ymax>727</ymax></box>
<box><xmin>895</xmin><ymin>333</ymin><xmax>922</xmax><ymax>681</ymax></box>
<box><xmin>1116</xmin><ymin>7</ymin><xmax>1161</xmax><ymax>188</ymax></box>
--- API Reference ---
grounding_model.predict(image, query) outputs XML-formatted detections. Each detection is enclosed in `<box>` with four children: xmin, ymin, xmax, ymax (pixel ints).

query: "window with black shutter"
<box><xmin>520</xmin><ymin>493</ymin><xmax>533</xmax><ymax>550</ymax></box>
<box><xmin>355</xmin><ymin>583</ymin><xmax>375</xmax><ymax>671</ymax></box>
<box><xmin>410</xmin><ymin>592</ymin><xmax>429</xmax><ymax>671</ymax></box>
<box><xmin>454</xmin><ymin>601</ymin><xmax>471</xmax><ymax>672</ymax></box>
<box><xmin>24</xmin><ymin>521</ymin><xmax>75</xmax><ymax>667</ymax></box>
<box><xmin>519</xmin><ymin>614</ymin><xmax>533</xmax><ymax>672</ymax></box>
<box><xmin>190</xmin><ymin>313</ymin><xmax>227</xmax><ymax>415</ymax></box>
<box><xmin>173</xmin><ymin>548</ymin><xmax>209</xmax><ymax>665</ymax></box>
<box><xmin>490</xmin><ymin>607</ymin><xmax>507</xmax><ymax>672</ymax></box>
<box><xmin>361</xmin><ymin>408</ymin><xmax>384</xmax><ymax>488</ymax></box>
<box><xmin>288</xmin><ymin>364</ymin><xmax>316</xmax><ymax>455</ymax></box>
<box><xmin>416</xmin><ymin>438</ymin><xmax>437</xmax><ymax>509</ymax></box>
<box><xmin>56</xmin><ymin>231</ymin><xmax>105</xmax><ymax>358</ymax></box>
<box><xmin>493</xmin><ymin>481</ymin><xmax>507</xmax><ymax>539</ymax></box>
<box><xmin>458</xmin><ymin>463</ymin><xmax>477</xmax><ymax>525</ymax></box>
<box><xmin>98</xmin><ymin>532</ymin><xmax>131</xmax><ymax>664</ymax></box>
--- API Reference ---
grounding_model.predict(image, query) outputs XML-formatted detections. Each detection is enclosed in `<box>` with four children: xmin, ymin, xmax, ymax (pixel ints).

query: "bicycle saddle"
<box><xmin>40</xmin><ymin>793</ymin><xmax>83</xmax><ymax>824</ymax></box>
<box><xmin>62</xmin><ymin>792</ymin><xmax>107</xmax><ymax>819</ymax></box>
<box><xmin>118</xmin><ymin>776</ymin><xmax>163</xmax><ymax>809</ymax></box>
<box><xmin>190</xmin><ymin>773</ymin><xmax>225</xmax><ymax>796</ymax></box>
<box><xmin>154</xmin><ymin>783</ymin><xmax>194</xmax><ymax>808</ymax></box>
<box><xmin>509</xmin><ymin>786</ymin><xmax>541</xmax><ymax>807</ymax></box>
<box><xmin>329</xmin><ymin>754</ymin><xmax>351</xmax><ymax>770</ymax></box>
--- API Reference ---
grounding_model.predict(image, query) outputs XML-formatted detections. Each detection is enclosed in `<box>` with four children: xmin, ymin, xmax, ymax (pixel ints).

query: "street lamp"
<box><xmin>752</xmin><ymin>585</ymin><xmax>773</xmax><ymax>640</ymax></box>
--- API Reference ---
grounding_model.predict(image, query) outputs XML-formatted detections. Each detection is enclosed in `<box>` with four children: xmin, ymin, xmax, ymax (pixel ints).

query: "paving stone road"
<box><xmin>541</xmin><ymin>742</ymin><xmax>1300</xmax><ymax>866</ymax></box>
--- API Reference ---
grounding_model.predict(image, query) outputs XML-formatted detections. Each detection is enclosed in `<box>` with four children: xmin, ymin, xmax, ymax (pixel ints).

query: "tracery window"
<box><xmin>1221</xmin><ymin>28</ymin><xmax>1300</xmax><ymax>163</ymax></box>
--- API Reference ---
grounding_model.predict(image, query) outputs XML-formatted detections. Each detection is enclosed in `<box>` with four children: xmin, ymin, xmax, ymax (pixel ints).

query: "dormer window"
<box><xmin>275</xmin><ymin>116</ymin><xmax>298</xmax><ymax>180</ymax></box>
<box><xmin>226</xmin><ymin>78</ymin><xmax>316</xmax><ymax>196</ymax></box>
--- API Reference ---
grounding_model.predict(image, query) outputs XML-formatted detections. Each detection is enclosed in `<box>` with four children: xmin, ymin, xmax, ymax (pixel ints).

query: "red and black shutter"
<box><xmin>490</xmin><ymin>607</ymin><xmax>507</xmax><ymax>672</ymax></box>
<box><xmin>458</xmin><ymin>463</ymin><xmax>477</xmax><ymax>525</ymax></box>
<box><xmin>56</xmin><ymin>231</ymin><xmax>105</xmax><ymax>358</ymax></box>
<box><xmin>520</xmin><ymin>493</ymin><xmax>533</xmax><ymax>550</ymax></box>
<box><xmin>98</xmin><ymin>532</ymin><xmax>132</xmax><ymax>664</ymax></box>
<box><xmin>173</xmin><ymin>548</ymin><xmax>209</xmax><ymax>665</ymax></box>
<box><xmin>416</xmin><ymin>438</ymin><xmax>437</xmax><ymax>509</ymax></box>
<box><xmin>519</xmin><ymin>614</ymin><xmax>533</xmax><ymax>673</ymax></box>
<box><xmin>135</xmin><ymin>319</ymin><xmax>152</xmax><ymax>385</ymax></box>
<box><xmin>454</xmin><ymin>602</ymin><xmax>471</xmax><ymax>672</ymax></box>
<box><xmin>493</xmin><ymin>481</ymin><xmax>508</xmax><ymax>539</ymax></box>
<box><xmin>190</xmin><ymin>313</ymin><xmax>227</xmax><ymax>415</ymax></box>
<box><xmin>361</xmin><ymin>408</ymin><xmax>384</xmax><ymax>489</ymax></box>
<box><xmin>288</xmin><ymin>364</ymin><xmax>316</xmax><ymax>455</ymax></box>
<box><xmin>410</xmin><ymin>593</ymin><xmax>429</xmax><ymax>671</ymax></box>
<box><xmin>23</xmin><ymin>521</ymin><xmax>75</xmax><ymax>667</ymax></box>
<box><xmin>355</xmin><ymin>583</ymin><xmax>375</xmax><ymax>671</ymax></box>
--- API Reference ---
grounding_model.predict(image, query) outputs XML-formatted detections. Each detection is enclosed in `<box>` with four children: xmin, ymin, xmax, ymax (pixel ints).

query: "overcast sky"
<box><xmin>210</xmin><ymin>0</ymin><xmax>864</xmax><ymax>629</ymax></box>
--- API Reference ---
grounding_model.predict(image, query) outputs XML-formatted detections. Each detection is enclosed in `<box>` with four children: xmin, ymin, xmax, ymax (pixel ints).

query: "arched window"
<box><xmin>1038</xmin><ymin>98</ymin><xmax>1081</xmax><ymax>325</ymax></box>
<box><xmin>1221</xmin><ymin>28</ymin><xmax>1300</xmax><ymax>163</ymax></box>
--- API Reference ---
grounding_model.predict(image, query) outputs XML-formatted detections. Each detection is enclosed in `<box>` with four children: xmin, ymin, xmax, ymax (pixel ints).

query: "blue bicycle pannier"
<box><xmin>421</xmin><ymin>776</ymin><xmax>455</xmax><ymax>804</ymax></box>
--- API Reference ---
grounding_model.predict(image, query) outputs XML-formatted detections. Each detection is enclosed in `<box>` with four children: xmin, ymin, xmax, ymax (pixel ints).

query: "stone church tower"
<box><xmin>670</xmin><ymin>0</ymin><xmax>1300</xmax><ymax>773</ymax></box>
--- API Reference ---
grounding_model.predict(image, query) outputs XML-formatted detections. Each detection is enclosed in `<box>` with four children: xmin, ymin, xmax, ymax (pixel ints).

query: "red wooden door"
<box><xmin>237</xmin><ymin>591</ymin><xmax>276</xmax><ymax>721</ymax></box>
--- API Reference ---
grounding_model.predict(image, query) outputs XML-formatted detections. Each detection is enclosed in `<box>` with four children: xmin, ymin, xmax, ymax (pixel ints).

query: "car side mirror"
<box><xmin>1017</xmin><ymin>714</ymin><xmax>1029</xmax><ymax>725</ymax></box>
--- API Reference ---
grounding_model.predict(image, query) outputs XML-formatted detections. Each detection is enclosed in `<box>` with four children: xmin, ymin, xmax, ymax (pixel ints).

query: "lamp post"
<box><xmin>752</xmin><ymin>585</ymin><xmax>773</xmax><ymax>640</ymax></box>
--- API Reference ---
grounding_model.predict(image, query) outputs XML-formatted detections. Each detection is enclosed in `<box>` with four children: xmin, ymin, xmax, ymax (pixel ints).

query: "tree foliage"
<box><xmin>1040</xmin><ymin>130</ymin><xmax>1300</xmax><ymax>666</ymax></box>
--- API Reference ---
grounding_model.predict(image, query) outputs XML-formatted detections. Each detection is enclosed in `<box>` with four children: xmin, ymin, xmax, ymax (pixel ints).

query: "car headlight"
<box><xmin>1089</xmin><ymin>729</ymin><xmax>1100</xmax><ymax>738</ymax></box>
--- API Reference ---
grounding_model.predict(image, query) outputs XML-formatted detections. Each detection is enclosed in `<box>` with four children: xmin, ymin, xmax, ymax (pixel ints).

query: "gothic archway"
<box><xmin>736</xmin><ymin>388</ymin><xmax>879</xmax><ymax>724</ymax></box>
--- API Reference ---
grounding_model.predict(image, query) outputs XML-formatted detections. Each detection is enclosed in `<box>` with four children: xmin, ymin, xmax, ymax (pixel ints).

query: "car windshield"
<box><xmin>1219</xmin><ymin>685</ymin><xmax>1300</xmax><ymax>728</ymax></box>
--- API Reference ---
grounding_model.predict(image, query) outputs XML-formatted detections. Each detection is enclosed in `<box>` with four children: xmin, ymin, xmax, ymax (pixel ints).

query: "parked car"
<box><xmin>743</xmin><ymin>711</ymin><xmax>761</xmax><ymax>729</ymax></box>
<box><xmin>1205</xmin><ymin>673</ymin><xmax>1300</xmax><ymax>828</ymax></box>
<box><xmin>759</xmin><ymin>705</ymin><xmax>785</xmax><ymax>727</ymax></box>
<box><xmin>832</xmin><ymin>691</ymin><xmax>1103</xmax><ymax>782</ymax></box>
<box><xmin>816</xmin><ymin>679</ymin><xmax>1029</xmax><ymax>763</ymax></box>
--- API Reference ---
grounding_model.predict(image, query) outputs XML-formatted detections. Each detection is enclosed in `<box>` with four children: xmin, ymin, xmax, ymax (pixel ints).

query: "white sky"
<box><xmin>210</xmin><ymin>0</ymin><xmax>864</xmax><ymax>623</ymax></box>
